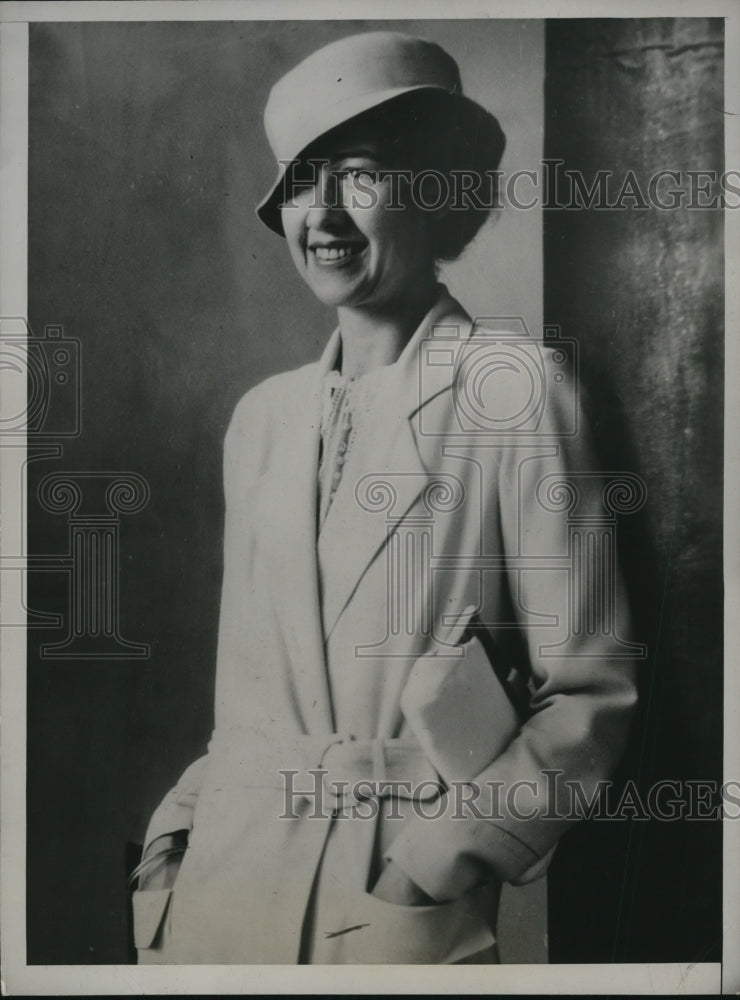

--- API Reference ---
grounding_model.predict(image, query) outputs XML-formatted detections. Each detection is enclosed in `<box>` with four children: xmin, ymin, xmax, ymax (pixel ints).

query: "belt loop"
<box><xmin>372</xmin><ymin>738</ymin><xmax>386</xmax><ymax>785</ymax></box>
<box><xmin>315</xmin><ymin>732</ymin><xmax>346</xmax><ymax>771</ymax></box>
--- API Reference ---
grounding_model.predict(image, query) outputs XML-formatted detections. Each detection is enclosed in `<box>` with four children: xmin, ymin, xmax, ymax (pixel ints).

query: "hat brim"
<box><xmin>255</xmin><ymin>86</ymin><xmax>505</xmax><ymax>237</ymax></box>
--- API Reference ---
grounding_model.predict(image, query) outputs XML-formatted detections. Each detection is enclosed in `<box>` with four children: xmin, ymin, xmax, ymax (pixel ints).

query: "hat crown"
<box><xmin>256</xmin><ymin>30</ymin><xmax>505</xmax><ymax>237</ymax></box>
<box><xmin>264</xmin><ymin>31</ymin><xmax>462</xmax><ymax>163</ymax></box>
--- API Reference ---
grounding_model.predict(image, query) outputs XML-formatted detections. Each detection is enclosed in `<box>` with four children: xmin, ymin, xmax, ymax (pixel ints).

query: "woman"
<box><xmin>132</xmin><ymin>31</ymin><xmax>638</xmax><ymax>965</ymax></box>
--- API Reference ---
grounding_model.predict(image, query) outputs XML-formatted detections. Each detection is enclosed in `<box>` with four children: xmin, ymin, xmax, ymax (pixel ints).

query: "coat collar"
<box><xmin>318</xmin><ymin>283</ymin><xmax>474</xmax><ymax>417</ymax></box>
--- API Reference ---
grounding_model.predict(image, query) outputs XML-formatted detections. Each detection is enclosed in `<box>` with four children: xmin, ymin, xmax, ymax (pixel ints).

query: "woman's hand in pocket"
<box><xmin>371</xmin><ymin>859</ymin><xmax>436</xmax><ymax>907</ymax></box>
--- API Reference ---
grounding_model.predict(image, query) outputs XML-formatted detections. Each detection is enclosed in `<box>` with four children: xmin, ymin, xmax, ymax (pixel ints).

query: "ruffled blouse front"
<box><xmin>317</xmin><ymin>363</ymin><xmax>391</xmax><ymax>531</ymax></box>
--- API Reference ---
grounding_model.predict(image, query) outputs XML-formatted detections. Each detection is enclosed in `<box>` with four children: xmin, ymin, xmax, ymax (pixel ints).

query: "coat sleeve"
<box><xmin>385</xmin><ymin>374</ymin><xmax>639</xmax><ymax>901</ymax></box>
<box><xmin>141</xmin><ymin>388</ymin><xmax>264</xmax><ymax>855</ymax></box>
<box><xmin>142</xmin><ymin>755</ymin><xmax>210</xmax><ymax>851</ymax></box>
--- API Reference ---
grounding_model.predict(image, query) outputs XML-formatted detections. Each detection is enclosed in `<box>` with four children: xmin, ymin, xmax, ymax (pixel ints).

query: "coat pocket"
<box><xmin>132</xmin><ymin>888</ymin><xmax>173</xmax><ymax>950</ymax></box>
<box><xmin>335</xmin><ymin>888</ymin><xmax>496</xmax><ymax>964</ymax></box>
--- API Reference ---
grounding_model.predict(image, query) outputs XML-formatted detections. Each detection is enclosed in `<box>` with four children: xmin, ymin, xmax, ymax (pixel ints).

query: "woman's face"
<box><xmin>280</xmin><ymin>133</ymin><xmax>433</xmax><ymax>312</ymax></box>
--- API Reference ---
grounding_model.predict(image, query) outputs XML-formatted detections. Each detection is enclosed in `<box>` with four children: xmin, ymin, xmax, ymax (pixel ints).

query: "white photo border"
<box><xmin>1</xmin><ymin>0</ymin><xmax>736</xmax><ymax>995</ymax></box>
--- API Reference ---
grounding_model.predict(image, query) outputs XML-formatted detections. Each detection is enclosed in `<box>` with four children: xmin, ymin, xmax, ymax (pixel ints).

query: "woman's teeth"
<box><xmin>313</xmin><ymin>245</ymin><xmax>360</xmax><ymax>261</ymax></box>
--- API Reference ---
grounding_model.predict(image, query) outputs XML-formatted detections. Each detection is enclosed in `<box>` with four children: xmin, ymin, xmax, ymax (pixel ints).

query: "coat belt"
<box><xmin>202</xmin><ymin>732</ymin><xmax>443</xmax><ymax>802</ymax></box>
<box><xmin>320</xmin><ymin>737</ymin><xmax>442</xmax><ymax>802</ymax></box>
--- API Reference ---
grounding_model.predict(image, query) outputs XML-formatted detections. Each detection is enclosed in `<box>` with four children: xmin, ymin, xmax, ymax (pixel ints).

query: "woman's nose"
<box><xmin>305</xmin><ymin>164</ymin><xmax>346</xmax><ymax>226</ymax></box>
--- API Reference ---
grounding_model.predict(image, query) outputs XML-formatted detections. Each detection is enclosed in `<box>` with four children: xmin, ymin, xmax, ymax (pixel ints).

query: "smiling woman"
<box><xmin>132</xmin><ymin>30</ymin><xmax>638</xmax><ymax>966</ymax></box>
<box><xmin>277</xmin><ymin>89</ymin><xmax>505</xmax><ymax>375</ymax></box>
<box><xmin>281</xmin><ymin>136</ymin><xmax>435</xmax><ymax>322</ymax></box>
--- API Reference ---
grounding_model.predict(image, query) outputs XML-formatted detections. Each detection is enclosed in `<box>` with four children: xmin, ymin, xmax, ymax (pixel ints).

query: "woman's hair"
<box><xmin>373</xmin><ymin>90</ymin><xmax>506</xmax><ymax>262</ymax></box>
<box><xmin>289</xmin><ymin>89</ymin><xmax>506</xmax><ymax>263</ymax></box>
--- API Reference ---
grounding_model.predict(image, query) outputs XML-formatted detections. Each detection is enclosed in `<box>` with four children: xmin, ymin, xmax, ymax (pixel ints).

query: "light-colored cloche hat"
<box><xmin>256</xmin><ymin>31</ymin><xmax>506</xmax><ymax>236</ymax></box>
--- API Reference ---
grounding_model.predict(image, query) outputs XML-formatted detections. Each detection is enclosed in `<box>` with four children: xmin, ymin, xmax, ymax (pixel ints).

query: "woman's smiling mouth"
<box><xmin>308</xmin><ymin>240</ymin><xmax>367</xmax><ymax>264</ymax></box>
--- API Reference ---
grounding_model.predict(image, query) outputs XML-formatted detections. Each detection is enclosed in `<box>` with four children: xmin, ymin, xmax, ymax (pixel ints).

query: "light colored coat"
<box><xmin>134</xmin><ymin>287</ymin><xmax>638</xmax><ymax>964</ymax></box>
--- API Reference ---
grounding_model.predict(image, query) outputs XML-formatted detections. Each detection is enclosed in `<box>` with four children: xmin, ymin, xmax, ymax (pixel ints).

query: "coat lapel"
<box><xmin>253</xmin><ymin>330</ymin><xmax>342</xmax><ymax>734</ymax></box>
<box><xmin>317</xmin><ymin>395</ymin><xmax>430</xmax><ymax>642</ymax></box>
<box><xmin>317</xmin><ymin>287</ymin><xmax>474</xmax><ymax>642</ymax></box>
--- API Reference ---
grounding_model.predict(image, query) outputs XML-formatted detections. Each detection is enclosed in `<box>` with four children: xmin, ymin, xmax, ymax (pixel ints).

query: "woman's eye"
<box><xmin>341</xmin><ymin>168</ymin><xmax>379</xmax><ymax>185</ymax></box>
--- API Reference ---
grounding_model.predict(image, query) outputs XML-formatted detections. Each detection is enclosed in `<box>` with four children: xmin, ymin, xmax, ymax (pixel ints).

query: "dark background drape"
<box><xmin>544</xmin><ymin>18</ymin><xmax>724</xmax><ymax>963</ymax></box>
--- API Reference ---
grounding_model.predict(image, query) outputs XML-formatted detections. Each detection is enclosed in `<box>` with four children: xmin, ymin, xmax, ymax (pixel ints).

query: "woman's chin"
<box><xmin>304</xmin><ymin>275</ymin><xmax>374</xmax><ymax>310</ymax></box>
